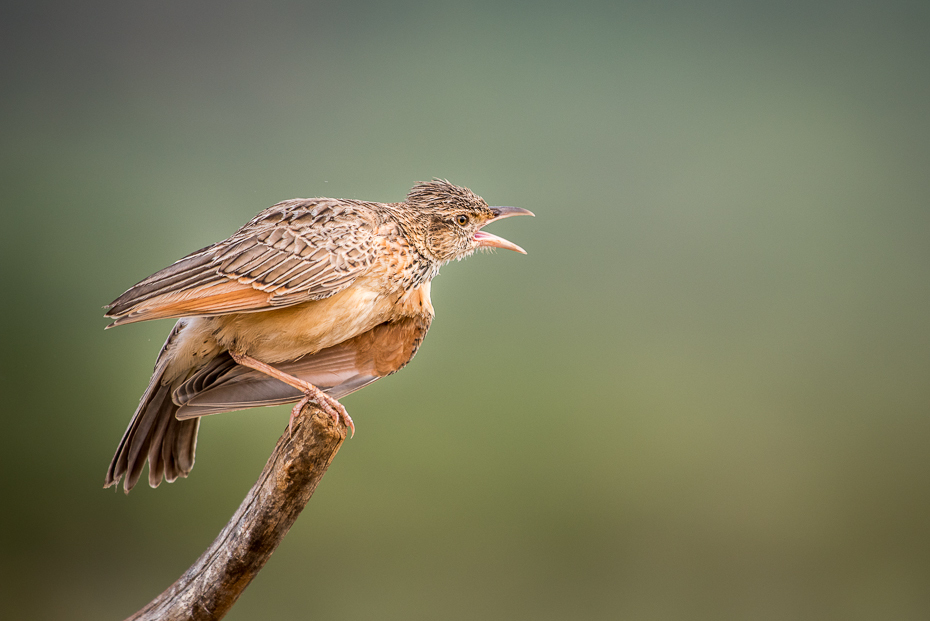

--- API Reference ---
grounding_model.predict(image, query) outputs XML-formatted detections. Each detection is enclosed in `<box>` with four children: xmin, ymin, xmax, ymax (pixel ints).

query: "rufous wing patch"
<box><xmin>354</xmin><ymin>317</ymin><xmax>431</xmax><ymax>377</ymax></box>
<box><xmin>107</xmin><ymin>281</ymin><xmax>273</xmax><ymax>326</ymax></box>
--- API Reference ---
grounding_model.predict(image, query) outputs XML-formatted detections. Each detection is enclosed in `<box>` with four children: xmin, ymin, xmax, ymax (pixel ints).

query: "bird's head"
<box><xmin>404</xmin><ymin>179</ymin><xmax>533</xmax><ymax>263</ymax></box>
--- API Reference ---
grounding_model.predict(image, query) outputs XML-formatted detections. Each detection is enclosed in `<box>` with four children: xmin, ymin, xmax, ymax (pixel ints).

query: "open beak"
<box><xmin>474</xmin><ymin>206</ymin><xmax>535</xmax><ymax>254</ymax></box>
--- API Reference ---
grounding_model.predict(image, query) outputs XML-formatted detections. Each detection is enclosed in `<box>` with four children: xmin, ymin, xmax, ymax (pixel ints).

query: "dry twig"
<box><xmin>125</xmin><ymin>404</ymin><xmax>346</xmax><ymax>621</ymax></box>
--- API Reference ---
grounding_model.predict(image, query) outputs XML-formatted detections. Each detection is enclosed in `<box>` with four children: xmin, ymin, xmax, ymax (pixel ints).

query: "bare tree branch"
<box><xmin>125</xmin><ymin>405</ymin><xmax>347</xmax><ymax>621</ymax></box>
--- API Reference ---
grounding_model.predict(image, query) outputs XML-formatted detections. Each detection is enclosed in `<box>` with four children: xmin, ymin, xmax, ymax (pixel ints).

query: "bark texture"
<box><xmin>125</xmin><ymin>405</ymin><xmax>346</xmax><ymax>621</ymax></box>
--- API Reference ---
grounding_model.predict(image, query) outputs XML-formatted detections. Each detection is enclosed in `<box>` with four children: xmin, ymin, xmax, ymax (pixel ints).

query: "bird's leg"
<box><xmin>228</xmin><ymin>351</ymin><xmax>355</xmax><ymax>437</ymax></box>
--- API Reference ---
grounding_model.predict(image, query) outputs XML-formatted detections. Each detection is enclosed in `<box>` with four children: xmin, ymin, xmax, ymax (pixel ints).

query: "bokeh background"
<box><xmin>2</xmin><ymin>1</ymin><xmax>929</xmax><ymax>619</ymax></box>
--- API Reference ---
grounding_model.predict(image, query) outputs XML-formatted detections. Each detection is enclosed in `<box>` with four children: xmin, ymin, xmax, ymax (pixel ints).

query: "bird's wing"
<box><xmin>105</xmin><ymin>199</ymin><xmax>382</xmax><ymax>327</ymax></box>
<box><xmin>173</xmin><ymin>315</ymin><xmax>431</xmax><ymax>418</ymax></box>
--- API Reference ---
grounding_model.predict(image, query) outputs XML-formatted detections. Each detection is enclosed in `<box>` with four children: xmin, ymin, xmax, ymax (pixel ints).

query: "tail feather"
<box><xmin>161</xmin><ymin>415</ymin><xmax>183</xmax><ymax>483</ymax></box>
<box><xmin>145</xmin><ymin>388</ymin><xmax>174</xmax><ymax>488</ymax></box>
<box><xmin>105</xmin><ymin>365</ymin><xmax>200</xmax><ymax>493</ymax></box>
<box><xmin>177</xmin><ymin>416</ymin><xmax>199</xmax><ymax>473</ymax></box>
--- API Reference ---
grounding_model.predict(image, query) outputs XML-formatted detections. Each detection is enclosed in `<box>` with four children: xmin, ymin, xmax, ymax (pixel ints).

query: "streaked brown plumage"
<box><xmin>104</xmin><ymin>179</ymin><xmax>532</xmax><ymax>492</ymax></box>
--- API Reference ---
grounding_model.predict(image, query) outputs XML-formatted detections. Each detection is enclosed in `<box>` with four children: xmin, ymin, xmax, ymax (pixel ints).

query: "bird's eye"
<box><xmin>456</xmin><ymin>214</ymin><xmax>469</xmax><ymax>226</ymax></box>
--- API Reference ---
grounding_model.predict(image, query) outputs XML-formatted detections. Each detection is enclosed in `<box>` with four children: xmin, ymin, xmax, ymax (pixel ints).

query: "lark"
<box><xmin>103</xmin><ymin>180</ymin><xmax>532</xmax><ymax>492</ymax></box>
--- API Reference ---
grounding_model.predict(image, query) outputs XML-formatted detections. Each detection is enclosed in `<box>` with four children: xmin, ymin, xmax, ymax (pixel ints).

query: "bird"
<box><xmin>103</xmin><ymin>179</ymin><xmax>532</xmax><ymax>493</ymax></box>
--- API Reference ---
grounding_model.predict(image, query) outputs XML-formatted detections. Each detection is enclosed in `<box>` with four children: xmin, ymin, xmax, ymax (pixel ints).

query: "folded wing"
<box><xmin>105</xmin><ymin>199</ymin><xmax>380</xmax><ymax>327</ymax></box>
<box><xmin>173</xmin><ymin>315</ymin><xmax>431</xmax><ymax>419</ymax></box>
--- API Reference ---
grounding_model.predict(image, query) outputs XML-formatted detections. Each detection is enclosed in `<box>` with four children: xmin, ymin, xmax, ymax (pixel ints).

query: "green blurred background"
<box><xmin>2</xmin><ymin>1</ymin><xmax>929</xmax><ymax>619</ymax></box>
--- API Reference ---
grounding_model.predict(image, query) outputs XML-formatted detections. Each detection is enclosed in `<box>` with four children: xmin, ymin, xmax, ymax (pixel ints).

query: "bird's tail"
<box><xmin>104</xmin><ymin>338</ymin><xmax>200</xmax><ymax>493</ymax></box>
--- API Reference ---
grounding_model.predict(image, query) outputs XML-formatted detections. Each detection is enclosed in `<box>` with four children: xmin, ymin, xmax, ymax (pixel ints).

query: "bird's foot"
<box><xmin>289</xmin><ymin>386</ymin><xmax>355</xmax><ymax>438</ymax></box>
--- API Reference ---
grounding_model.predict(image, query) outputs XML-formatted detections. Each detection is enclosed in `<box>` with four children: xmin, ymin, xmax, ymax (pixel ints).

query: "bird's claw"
<box><xmin>289</xmin><ymin>390</ymin><xmax>355</xmax><ymax>438</ymax></box>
